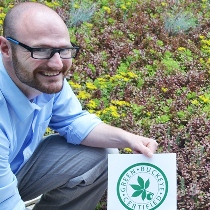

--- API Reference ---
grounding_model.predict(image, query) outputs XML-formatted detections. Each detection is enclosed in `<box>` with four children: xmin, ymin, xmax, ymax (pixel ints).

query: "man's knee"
<box><xmin>104</xmin><ymin>148</ymin><xmax>119</xmax><ymax>155</ymax></box>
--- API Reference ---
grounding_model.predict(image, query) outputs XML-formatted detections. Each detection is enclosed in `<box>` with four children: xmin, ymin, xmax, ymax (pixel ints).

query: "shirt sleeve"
<box><xmin>0</xmin><ymin>130</ymin><xmax>25</xmax><ymax>210</ymax></box>
<box><xmin>49</xmin><ymin>79</ymin><xmax>102</xmax><ymax>145</ymax></box>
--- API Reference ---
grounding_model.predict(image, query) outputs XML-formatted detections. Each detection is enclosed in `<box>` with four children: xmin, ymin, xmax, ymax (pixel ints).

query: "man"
<box><xmin>0</xmin><ymin>2</ymin><xmax>158</xmax><ymax>210</ymax></box>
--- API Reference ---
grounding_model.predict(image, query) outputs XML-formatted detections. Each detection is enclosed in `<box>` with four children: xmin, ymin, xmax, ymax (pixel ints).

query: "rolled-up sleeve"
<box><xmin>49</xmin><ymin>79</ymin><xmax>102</xmax><ymax>144</ymax></box>
<box><xmin>0</xmin><ymin>132</ymin><xmax>25</xmax><ymax>210</ymax></box>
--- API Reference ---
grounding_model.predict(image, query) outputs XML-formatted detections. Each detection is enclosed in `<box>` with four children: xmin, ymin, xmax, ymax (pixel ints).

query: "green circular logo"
<box><xmin>117</xmin><ymin>163</ymin><xmax>168</xmax><ymax>210</ymax></box>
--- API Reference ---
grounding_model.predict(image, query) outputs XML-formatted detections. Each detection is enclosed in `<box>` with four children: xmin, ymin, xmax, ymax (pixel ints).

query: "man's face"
<box><xmin>11</xmin><ymin>46</ymin><xmax>71</xmax><ymax>94</ymax></box>
<box><xmin>9</xmin><ymin>9</ymin><xmax>73</xmax><ymax>94</ymax></box>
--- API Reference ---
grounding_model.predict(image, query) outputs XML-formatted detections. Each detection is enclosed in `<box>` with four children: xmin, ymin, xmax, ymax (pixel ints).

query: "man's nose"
<box><xmin>47</xmin><ymin>52</ymin><xmax>63</xmax><ymax>69</ymax></box>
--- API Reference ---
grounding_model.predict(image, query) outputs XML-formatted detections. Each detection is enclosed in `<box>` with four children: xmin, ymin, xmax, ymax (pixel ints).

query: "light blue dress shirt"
<box><xmin>0</xmin><ymin>54</ymin><xmax>102</xmax><ymax>210</ymax></box>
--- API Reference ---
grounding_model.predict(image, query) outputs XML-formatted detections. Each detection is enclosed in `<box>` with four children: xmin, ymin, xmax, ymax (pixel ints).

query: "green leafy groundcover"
<box><xmin>1</xmin><ymin>0</ymin><xmax>210</xmax><ymax>209</ymax></box>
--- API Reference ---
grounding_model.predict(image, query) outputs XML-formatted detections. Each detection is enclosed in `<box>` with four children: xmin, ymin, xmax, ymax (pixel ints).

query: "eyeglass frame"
<box><xmin>6</xmin><ymin>37</ymin><xmax>80</xmax><ymax>59</ymax></box>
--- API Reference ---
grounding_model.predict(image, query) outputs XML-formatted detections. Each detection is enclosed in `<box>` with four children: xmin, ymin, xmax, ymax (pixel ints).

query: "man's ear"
<box><xmin>0</xmin><ymin>36</ymin><xmax>11</xmax><ymax>58</ymax></box>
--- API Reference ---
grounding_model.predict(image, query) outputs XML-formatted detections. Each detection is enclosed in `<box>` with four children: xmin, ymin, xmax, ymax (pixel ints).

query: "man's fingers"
<box><xmin>142</xmin><ymin>147</ymin><xmax>154</xmax><ymax>157</ymax></box>
<box><xmin>134</xmin><ymin>143</ymin><xmax>154</xmax><ymax>157</ymax></box>
<box><xmin>147</xmin><ymin>139</ymin><xmax>158</xmax><ymax>153</ymax></box>
<box><xmin>133</xmin><ymin>138</ymin><xmax>158</xmax><ymax>158</ymax></box>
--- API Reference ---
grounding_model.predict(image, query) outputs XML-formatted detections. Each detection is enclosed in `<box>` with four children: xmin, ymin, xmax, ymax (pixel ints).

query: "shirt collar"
<box><xmin>0</xmin><ymin>54</ymin><xmax>52</xmax><ymax>121</ymax></box>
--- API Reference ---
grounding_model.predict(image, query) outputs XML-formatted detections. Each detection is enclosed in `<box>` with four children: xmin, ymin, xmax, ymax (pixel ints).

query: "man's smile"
<box><xmin>40</xmin><ymin>71</ymin><xmax>61</xmax><ymax>77</ymax></box>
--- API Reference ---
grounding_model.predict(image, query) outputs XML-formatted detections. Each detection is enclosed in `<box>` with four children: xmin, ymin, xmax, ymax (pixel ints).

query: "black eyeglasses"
<box><xmin>6</xmin><ymin>37</ymin><xmax>80</xmax><ymax>59</ymax></box>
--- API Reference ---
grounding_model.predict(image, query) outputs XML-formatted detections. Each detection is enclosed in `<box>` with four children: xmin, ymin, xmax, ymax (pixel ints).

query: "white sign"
<box><xmin>108</xmin><ymin>153</ymin><xmax>176</xmax><ymax>210</ymax></box>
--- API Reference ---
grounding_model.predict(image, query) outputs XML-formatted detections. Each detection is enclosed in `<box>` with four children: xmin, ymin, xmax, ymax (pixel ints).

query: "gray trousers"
<box><xmin>16</xmin><ymin>134</ymin><xmax>118</xmax><ymax>210</ymax></box>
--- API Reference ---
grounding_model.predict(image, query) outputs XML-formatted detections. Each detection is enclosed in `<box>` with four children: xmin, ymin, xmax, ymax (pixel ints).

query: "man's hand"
<box><xmin>130</xmin><ymin>135</ymin><xmax>158</xmax><ymax>157</ymax></box>
<box><xmin>82</xmin><ymin>123</ymin><xmax>158</xmax><ymax>157</ymax></box>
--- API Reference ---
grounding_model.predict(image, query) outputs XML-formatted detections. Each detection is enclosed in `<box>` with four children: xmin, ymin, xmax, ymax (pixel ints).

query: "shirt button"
<box><xmin>26</xmin><ymin>153</ymin><xmax>30</xmax><ymax>158</ymax></box>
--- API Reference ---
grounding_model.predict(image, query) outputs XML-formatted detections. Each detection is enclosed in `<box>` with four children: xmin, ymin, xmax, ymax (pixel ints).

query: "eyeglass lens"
<box><xmin>32</xmin><ymin>48</ymin><xmax>77</xmax><ymax>59</ymax></box>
